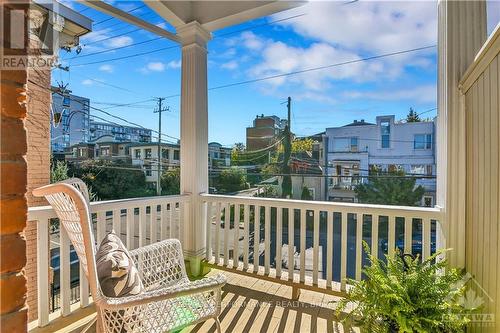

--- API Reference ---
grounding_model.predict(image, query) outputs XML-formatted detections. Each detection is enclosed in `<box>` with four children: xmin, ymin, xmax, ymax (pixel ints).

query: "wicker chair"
<box><xmin>33</xmin><ymin>179</ymin><xmax>226</xmax><ymax>333</ymax></box>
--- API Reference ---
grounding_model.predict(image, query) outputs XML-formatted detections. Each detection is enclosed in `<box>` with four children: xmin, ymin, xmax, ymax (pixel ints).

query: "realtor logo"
<box><xmin>451</xmin><ymin>272</ymin><xmax>495</xmax><ymax>327</ymax></box>
<box><xmin>1</xmin><ymin>2</ymin><xmax>58</xmax><ymax>69</ymax></box>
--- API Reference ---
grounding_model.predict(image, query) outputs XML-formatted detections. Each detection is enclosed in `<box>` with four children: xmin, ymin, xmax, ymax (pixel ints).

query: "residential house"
<box><xmin>129</xmin><ymin>142</ymin><xmax>180</xmax><ymax>187</ymax></box>
<box><xmin>325</xmin><ymin>116</ymin><xmax>436</xmax><ymax>206</ymax></box>
<box><xmin>246</xmin><ymin>114</ymin><xmax>287</xmax><ymax>151</ymax></box>
<box><xmin>208</xmin><ymin>142</ymin><xmax>231</xmax><ymax>168</ymax></box>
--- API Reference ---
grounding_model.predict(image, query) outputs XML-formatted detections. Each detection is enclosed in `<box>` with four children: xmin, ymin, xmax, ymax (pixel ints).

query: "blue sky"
<box><xmin>57</xmin><ymin>0</ymin><xmax>500</xmax><ymax>146</ymax></box>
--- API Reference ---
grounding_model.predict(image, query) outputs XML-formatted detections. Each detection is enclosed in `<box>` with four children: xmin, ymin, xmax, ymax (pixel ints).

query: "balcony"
<box><xmin>27</xmin><ymin>193</ymin><xmax>441</xmax><ymax>332</ymax></box>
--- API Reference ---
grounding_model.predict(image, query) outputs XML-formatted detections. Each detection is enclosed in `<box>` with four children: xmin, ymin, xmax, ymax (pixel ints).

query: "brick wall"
<box><xmin>0</xmin><ymin>3</ymin><xmax>29</xmax><ymax>332</ymax></box>
<box><xmin>25</xmin><ymin>66</ymin><xmax>51</xmax><ymax>322</ymax></box>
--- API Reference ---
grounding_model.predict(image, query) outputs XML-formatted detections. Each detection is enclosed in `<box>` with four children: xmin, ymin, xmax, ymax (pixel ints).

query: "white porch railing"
<box><xmin>28</xmin><ymin>192</ymin><xmax>443</xmax><ymax>328</ymax></box>
<box><xmin>27</xmin><ymin>194</ymin><xmax>191</xmax><ymax>328</ymax></box>
<box><xmin>201</xmin><ymin>194</ymin><xmax>443</xmax><ymax>294</ymax></box>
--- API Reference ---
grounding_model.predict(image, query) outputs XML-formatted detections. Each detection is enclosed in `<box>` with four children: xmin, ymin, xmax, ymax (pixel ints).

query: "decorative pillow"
<box><xmin>96</xmin><ymin>231</ymin><xmax>144</xmax><ymax>297</ymax></box>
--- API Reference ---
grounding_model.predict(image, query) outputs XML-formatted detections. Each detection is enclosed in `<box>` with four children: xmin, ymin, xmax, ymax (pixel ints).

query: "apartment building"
<box><xmin>89</xmin><ymin>120</ymin><xmax>152</xmax><ymax>143</ymax></box>
<box><xmin>129</xmin><ymin>142</ymin><xmax>181</xmax><ymax>186</ymax></box>
<box><xmin>50</xmin><ymin>88</ymin><xmax>90</xmax><ymax>153</ymax></box>
<box><xmin>208</xmin><ymin>142</ymin><xmax>231</xmax><ymax>168</ymax></box>
<box><xmin>246</xmin><ymin>114</ymin><xmax>287</xmax><ymax>151</ymax></box>
<box><xmin>324</xmin><ymin>115</ymin><xmax>436</xmax><ymax>206</ymax></box>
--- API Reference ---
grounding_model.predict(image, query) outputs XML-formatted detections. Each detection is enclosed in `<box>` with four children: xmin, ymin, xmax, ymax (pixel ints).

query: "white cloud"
<box><xmin>106</xmin><ymin>36</ymin><xmax>133</xmax><ymax>48</ymax></box>
<box><xmin>221</xmin><ymin>60</ymin><xmax>238</xmax><ymax>70</ymax></box>
<box><xmin>81</xmin><ymin>79</ymin><xmax>93</xmax><ymax>86</ymax></box>
<box><xmin>273</xmin><ymin>1</ymin><xmax>437</xmax><ymax>54</ymax></box>
<box><xmin>248</xmin><ymin>40</ymin><xmax>389</xmax><ymax>91</ymax></box>
<box><xmin>147</xmin><ymin>62</ymin><xmax>166</xmax><ymax>72</ymax></box>
<box><xmin>343</xmin><ymin>84</ymin><xmax>437</xmax><ymax>103</ymax></box>
<box><xmin>98</xmin><ymin>64</ymin><xmax>113</xmax><ymax>73</ymax></box>
<box><xmin>167</xmin><ymin>60</ymin><xmax>181</xmax><ymax>69</ymax></box>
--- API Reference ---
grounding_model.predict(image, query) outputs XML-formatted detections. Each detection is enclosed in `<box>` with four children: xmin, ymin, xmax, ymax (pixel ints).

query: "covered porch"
<box><xmin>1</xmin><ymin>0</ymin><xmax>499</xmax><ymax>332</ymax></box>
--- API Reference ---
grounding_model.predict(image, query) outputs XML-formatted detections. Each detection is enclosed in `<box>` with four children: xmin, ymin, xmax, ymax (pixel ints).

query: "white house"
<box><xmin>325</xmin><ymin>115</ymin><xmax>436</xmax><ymax>206</ymax></box>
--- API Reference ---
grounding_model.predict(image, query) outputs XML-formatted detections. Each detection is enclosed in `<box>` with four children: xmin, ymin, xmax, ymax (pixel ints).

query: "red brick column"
<box><xmin>0</xmin><ymin>3</ymin><xmax>29</xmax><ymax>332</ymax></box>
<box><xmin>25</xmin><ymin>66</ymin><xmax>51</xmax><ymax>322</ymax></box>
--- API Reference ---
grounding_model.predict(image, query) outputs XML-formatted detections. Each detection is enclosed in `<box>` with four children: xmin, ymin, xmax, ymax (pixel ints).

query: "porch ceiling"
<box><xmin>145</xmin><ymin>1</ymin><xmax>305</xmax><ymax>32</ymax></box>
<box><xmin>81</xmin><ymin>0</ymin><xmax>305</xmax><ymax>42</ymax></box>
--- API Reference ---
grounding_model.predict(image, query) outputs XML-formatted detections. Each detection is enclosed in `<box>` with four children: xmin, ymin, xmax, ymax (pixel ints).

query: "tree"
<box><xmin>72</xmin><ymin>159</ymin><xmax>153</xmax><ymax>200</ymax></box>
<box><xmin>161</xmin><ymin>168</ymin><xmax>180</xmax><ymax>195</ymax></box>
<box><xmin>355</xmin><ymin>170</ymin><xmax>425</xmax><ymax>206</ymax></box>
<box><xmin>218</xmin><ymin>167</ymin><xmax>248</xmax><ymax>193</ymax></box>
<box><xmin>301</xmin><ymin>186</ymin><xmax>313</xmax><ymax>200</ymax></box>
<box><xmin>406</xmin><ymin>107</ymin><xmax>421</xmax><ymax>123</ymax></box>
<box><xmin>292</xmin><ymin>138</ymin><xmax>314</xmax><ymax>153</ymax></box>
<box><xmin>51</xmin><ymin>160</ymin><xmax>69</xmax><ymax>183</ymax></box>
<box><xmin>261</xmin><ymin>163</ymin><xmax>281</xmax><ymax>177</ymax></box>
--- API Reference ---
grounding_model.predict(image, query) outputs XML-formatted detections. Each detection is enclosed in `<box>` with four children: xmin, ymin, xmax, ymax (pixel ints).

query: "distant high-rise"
<box><xmin>89</xmin><ymin>121</ymin><xmax>152</xmax><ymax>143</ymax></box>
<box><xmin>51</xmin><ymin>88</ymin><xmax>90</xmax><ymax>152</ymax></box>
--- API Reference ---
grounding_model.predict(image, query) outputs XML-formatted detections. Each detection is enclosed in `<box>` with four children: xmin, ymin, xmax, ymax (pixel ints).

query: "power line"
<box><xmin>160</xmin><ymin>45</ymin><xmax>437</xmax><ymax>100</ymax></box>
<box><xmin>69</xmin><ymin>13</ymin><xmax>307</xmax><ymax>65</ymax></box>
<box><xmin>92</xmin><ymin>4</ymin><xmax>145</xmax><ymax>26</ymax></box>
<box><xmin>71</xmin><ymin>45</ymin><xmax>179</xmax><ymax>67</ymax></box>
<box><xmin>208</xmin><ymin>45</ymin><xmax>437</xmax><ymax>92</ymax></box>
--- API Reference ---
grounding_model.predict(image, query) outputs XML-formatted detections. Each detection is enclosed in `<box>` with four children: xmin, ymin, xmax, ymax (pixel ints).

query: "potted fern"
<box><xmin>336</xmin><ymin>244</ymin><xmax>473</xmax><ymax>333</ymax></box>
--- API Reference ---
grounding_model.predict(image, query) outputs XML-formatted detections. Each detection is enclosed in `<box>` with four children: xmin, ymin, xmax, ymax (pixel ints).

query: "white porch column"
<box><xmin>177</xmin><ymin>22</ymin><xmax>211</xmax><ymax>276</ymax></box>
<box><xmin>436</xmin><ymin>0</ymin><xmax>486</xmax><ymax>267</ymax></box>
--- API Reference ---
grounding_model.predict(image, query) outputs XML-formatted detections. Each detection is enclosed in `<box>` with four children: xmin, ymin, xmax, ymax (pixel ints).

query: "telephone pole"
<box><xmin>282</xmin><ymin>96</ymin><xmax>292</xmax><ymax>198</ymax></box>
<box><xmin>154</xmin><ymin>97</ymin><xmax>169</xmax><ymax>195</ymax></box>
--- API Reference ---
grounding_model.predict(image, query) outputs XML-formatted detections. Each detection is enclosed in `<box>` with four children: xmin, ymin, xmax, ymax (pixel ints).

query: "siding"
<box><xmin>461</xmin><ymin>24</ymin><xmax>500</xmax><ymax>332</ymax></box>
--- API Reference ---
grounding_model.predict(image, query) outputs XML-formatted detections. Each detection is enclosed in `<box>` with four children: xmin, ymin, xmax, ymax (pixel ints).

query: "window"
<box><xmin>100</xmin><ymin>146</ymin><xmax>110</xmax><ymax>156</ymax></box>
<box><xmin>135</xmin><ymin>149</ymin><xmax>141</xmax><ymax>159</ymax></box>
<box><xmin>414</xmin><ymin>134</ymin><xmax>432</xmax><ymax>149</ymax></box>
<box><xmin>145</xmin><ymin>148</ymin><xmax>152</xmax><ymax>159</ymax></box>
<box><xmin>381</xmin><ymin>121</ymin><xmax>390</xmax><ymax>148</ymax></box>
<box><xmin>174</xmin><ymin>150</ymin><xmax>180</xmax><ymax>160</ymax></box>
<box><xmin>350</xmin><ymin>137</ymin><xmax>358</xmax><ymax>152</ymax></box>
<box><xmin>333</xmin><ymin>137</ymin><xmax>358</xmax><ymax>152</ymax></box>
<box><xmin>162</xmin><ymin>148</ymin><xmax>169</xmax><ymax>159</ymax></box>
<box><xmin>144</xmin><ymin>165</ymin><xmax>152</xmax><ymax>176</ymax></box>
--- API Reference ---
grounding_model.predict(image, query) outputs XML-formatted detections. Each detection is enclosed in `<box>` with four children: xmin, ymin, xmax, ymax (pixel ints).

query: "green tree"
<box><xmin>261</xmin><ymin>163</ymin><xmax>281</xmax><ymax>177</ymax></box>
<box><xmin>218</xmin><ymin>167</ymin><xmax>248</xmax><ymax>193</ymax></box>
<box><xmin>292</xmin><ymin>138</ymin><xmax>314</xmax><ymax>153</ymax></box>
<box><xmin>51</xmin><ymin>160</ymin><xmax>69</xmax><ymax>183</ymax></box>
<box><xmin>72</xmin><ymin>159</ymin><xmax>153</xmax><ymax>200</ymax></box>
<box><xmin>355</xmin><ymin>170</ymin><xmax>425</xmax><ymax>206</ymax></box>
<box><xmin>406</xmin><ymin>107</ymin><xmax>421</xmax><ymax>122</ymax></box>
<box><xmin>161</xmin><ymin>168</ymin><xmax>180</xmax><ymax>195</ymax></box>
<box><xmin>301</xmin><ymin>186</ymin><xmax>313</xmax><ymax>200</ymax></box>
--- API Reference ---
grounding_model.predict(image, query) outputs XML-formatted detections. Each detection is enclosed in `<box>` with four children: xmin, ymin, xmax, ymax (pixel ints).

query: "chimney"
<box><xmin>361</xmin><ymin>119</ymin><xmax>365</xmax><ymax>123</ymax></box>
<box><xmin>354</xmin><ymin>120</ymin><xmax>358</xmax><ymax>123</ymax></box>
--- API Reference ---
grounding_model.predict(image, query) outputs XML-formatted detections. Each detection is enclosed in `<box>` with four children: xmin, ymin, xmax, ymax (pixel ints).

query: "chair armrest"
<box><xmin>97</xmin><ymin>273</ymin><xmax>226</xmax><ymax>310</ymax></box>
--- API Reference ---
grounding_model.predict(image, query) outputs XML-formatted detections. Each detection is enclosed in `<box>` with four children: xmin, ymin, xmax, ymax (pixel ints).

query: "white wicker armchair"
<box><xmin>33</xmin><ymin>178</ymin><xmax>226</xmax><ymax>333</ymax></box>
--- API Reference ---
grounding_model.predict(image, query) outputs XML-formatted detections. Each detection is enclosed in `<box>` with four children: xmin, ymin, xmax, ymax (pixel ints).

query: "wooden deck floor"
<box><xmin>182</xmin><ymin>270</ymin><xmax>357</xmax><ymax>333</ymax></box>
<box><xmin>28</xmin><ymin>269</ymin><xmax>358</xmax><ymax>333</ymax></box>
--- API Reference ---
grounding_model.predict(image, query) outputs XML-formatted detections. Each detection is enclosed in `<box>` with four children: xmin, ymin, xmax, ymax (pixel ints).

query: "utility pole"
<box><xmin>281</xmin><ymin>96</ymin><xmax>292</xmax><ymax>198</ymax></box>
<box><xmin>154</xmin><ymin>97</ymin><xmax>169</xmax><ymax>195</ymax></box>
